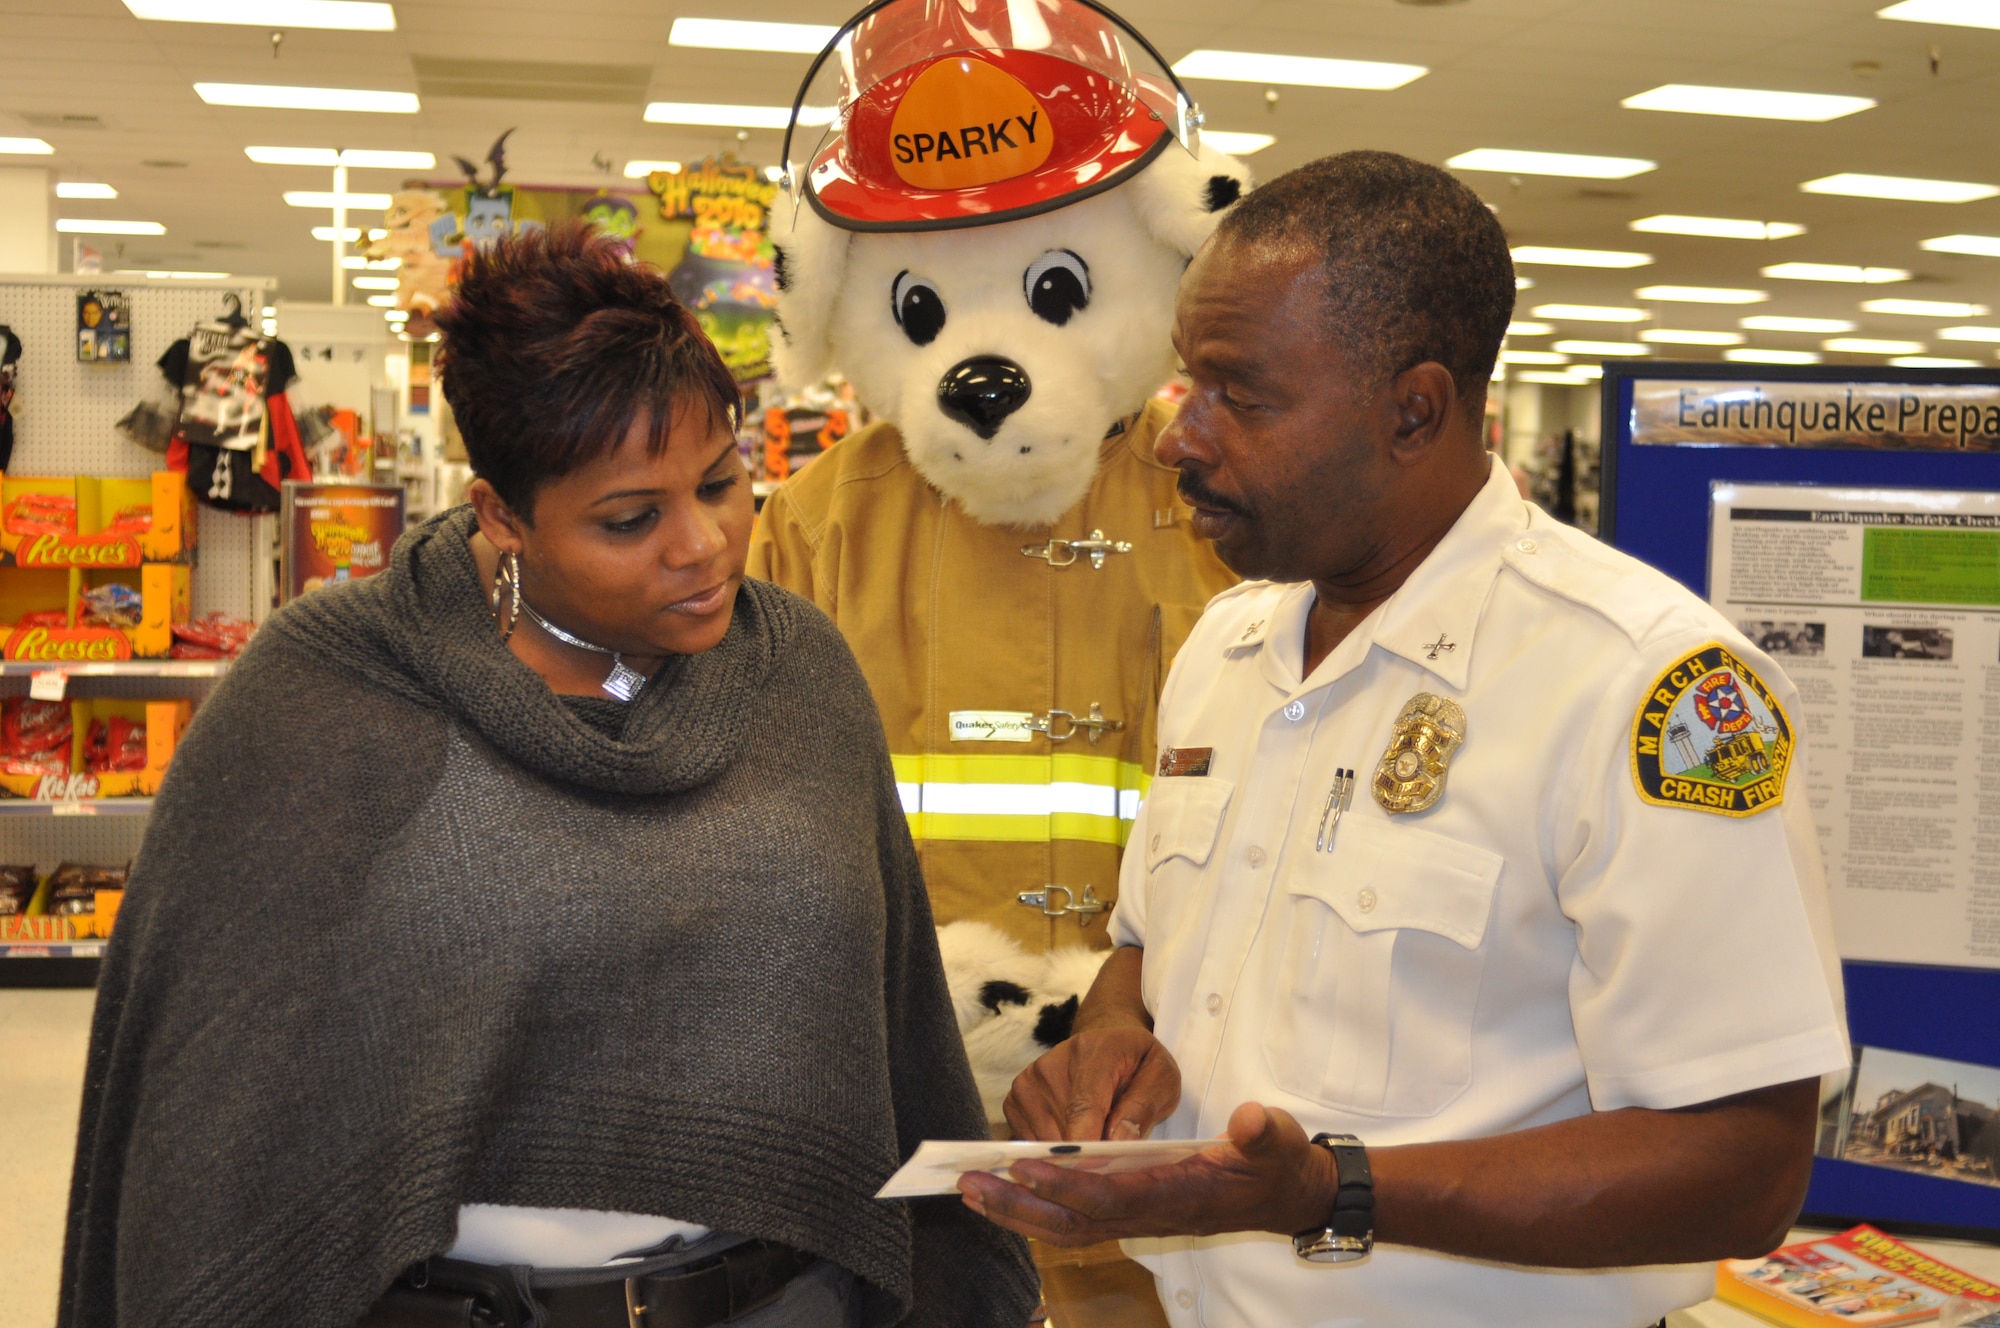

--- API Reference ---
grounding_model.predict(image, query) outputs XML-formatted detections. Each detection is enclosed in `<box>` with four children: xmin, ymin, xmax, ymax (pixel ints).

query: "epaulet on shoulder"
<box><xmin>1499</xmin><ymin>523</ymin><xmax>1705</xmax><ymax>650</ymax></box>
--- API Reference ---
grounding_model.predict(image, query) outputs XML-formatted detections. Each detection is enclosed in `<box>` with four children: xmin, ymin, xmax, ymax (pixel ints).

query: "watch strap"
<box><xmin>1313</xmin><ymin>1133</ymin><xmax>1375</xmax><ymax>1239</ymax></box>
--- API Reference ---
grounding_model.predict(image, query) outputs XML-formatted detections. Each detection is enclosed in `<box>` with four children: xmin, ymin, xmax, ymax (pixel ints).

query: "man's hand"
<box><xmin>1002</xmin><ymin>945</ymin><xmax>1181</xmax><ymax>1143</ymax></box>
<box><xmin>962</xmin><ymin>1102</ymin><xmax>1335</xmax><ymax>1247</ymax></box>
<box><xmin>1003</xmin><ymin>1024</ymin><xmax>1181</xmax><ymax>1143</ymax></box>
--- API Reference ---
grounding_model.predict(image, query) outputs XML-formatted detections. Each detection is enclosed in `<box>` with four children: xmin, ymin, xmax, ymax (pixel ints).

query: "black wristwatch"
<box><xmin>1292</xmin><ymin>1132</ymin><xmax>1374</xmax><ymax>1264</ymax></box>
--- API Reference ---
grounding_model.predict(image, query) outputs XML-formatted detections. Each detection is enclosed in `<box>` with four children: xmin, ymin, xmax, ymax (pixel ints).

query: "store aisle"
<box><xmin>0</xmin><ymin>990</ymin><xmax>91</xmax><ymax>1328</ymax></box>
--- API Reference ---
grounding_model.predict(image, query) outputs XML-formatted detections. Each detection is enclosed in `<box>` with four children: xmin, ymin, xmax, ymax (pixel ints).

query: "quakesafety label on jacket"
<box><xmin>949</xmin><ymin>710</ymin><xmax>1035</xmax><ymax>742</ymax></box>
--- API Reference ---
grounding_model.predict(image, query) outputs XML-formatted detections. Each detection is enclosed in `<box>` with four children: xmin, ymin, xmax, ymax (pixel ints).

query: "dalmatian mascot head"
<box><xmin>769</xmin><ymin>0</ymin><xmax>1252</xmax><ymax>528</ymax></box>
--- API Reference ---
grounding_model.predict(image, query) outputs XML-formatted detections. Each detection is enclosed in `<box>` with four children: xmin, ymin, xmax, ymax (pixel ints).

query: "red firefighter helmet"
<box><xmin>782</xmin><ymin>0</ymin><xmax>1202</xmax><ymax>233</ymax></box>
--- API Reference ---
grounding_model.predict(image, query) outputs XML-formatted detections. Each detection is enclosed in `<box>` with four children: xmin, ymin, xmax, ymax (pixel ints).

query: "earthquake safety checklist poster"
<box><xmin>1709</xmin><ymin>481</ymin><xmax>2000</xmax><ymax>970</ymax></box>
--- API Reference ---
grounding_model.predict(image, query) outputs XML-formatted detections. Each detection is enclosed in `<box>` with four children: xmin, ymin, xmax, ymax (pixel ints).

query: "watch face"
<box><xmin>1294</xmin><ymin>1232</ymin><xmax>1372</xmax><ymax>1264</ymax></box>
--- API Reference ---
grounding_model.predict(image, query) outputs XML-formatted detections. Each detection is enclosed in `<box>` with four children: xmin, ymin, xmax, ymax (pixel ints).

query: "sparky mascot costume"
<box><xmin>752</xmin><ymin>0</ymin><xmax>1248</xmax><ymax>952</ymax></box>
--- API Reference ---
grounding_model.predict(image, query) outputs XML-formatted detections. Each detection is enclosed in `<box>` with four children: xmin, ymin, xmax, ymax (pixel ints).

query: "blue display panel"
<box><xmin>1600</xmin><ymin>361</ymin><xmax>2000</xmax><ymax>1241</ymax></box>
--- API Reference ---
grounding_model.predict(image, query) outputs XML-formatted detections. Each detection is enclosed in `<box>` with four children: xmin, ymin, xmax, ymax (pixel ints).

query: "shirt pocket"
<box><xmin>1262</xmin><ymin>819</ymin><xmax>1503</xmax><ymax>1119</ymax></box>
<box><xmin>1138</xmin><ymin>777</ymin><xmax>1233</xmax><ymax>941</ymax></box>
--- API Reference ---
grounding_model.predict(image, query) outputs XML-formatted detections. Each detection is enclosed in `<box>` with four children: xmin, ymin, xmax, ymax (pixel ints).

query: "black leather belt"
<box><xmin>360</xmin><ymin>1238</ymin><xmax>815</xmax><ymax>1328</ymax></box>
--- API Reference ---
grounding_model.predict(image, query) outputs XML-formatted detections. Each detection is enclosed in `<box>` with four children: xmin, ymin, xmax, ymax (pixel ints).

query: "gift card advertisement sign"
<box><xmin>280</xmin><ymin>482</ymin><xmax>405</xmax><ymax>603</ymax></box>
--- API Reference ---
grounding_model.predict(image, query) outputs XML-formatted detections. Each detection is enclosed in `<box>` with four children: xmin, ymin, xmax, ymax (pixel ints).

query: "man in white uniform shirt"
<box><xmin>959</xmin><ymin>152</ymin><xmax>1851</xmax><ymax>1328</ymax></box>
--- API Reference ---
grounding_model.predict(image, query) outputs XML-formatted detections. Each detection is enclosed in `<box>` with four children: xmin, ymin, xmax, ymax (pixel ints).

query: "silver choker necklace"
<box><xmin>517</xmin><ymin>599</ymin><xmax>649</xmax><ymax>702</ymax></box>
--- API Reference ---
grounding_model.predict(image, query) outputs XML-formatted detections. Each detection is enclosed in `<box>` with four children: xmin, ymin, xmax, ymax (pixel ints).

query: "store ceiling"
<box><xmin>7</xmin><ymin>0</ymin><xmax>2000</xmax><ymax>366</ymax></box>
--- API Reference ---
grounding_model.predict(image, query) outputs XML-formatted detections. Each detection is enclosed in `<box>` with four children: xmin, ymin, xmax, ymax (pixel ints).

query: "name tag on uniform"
<box><xmin>949</xmin><ymin>710</ymin><xmax>1034</xmax><ymax>742</ymax></box>
<box><xmin>1158</xmin><ymin>747</ymin><xmax>1213</xmax><ymax>777</ymax></box>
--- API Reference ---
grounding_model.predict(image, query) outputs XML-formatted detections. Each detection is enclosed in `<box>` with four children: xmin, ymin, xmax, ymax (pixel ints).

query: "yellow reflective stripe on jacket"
<box><xmin>891</xmin><ymin>752</ymin><xmax>1152</xmax><ymax>846</ymax></box>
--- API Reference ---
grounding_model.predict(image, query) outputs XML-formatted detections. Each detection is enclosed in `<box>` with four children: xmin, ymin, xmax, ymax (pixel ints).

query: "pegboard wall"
<box><xmin>0</xmin><ymin>275</ymin><xmax>275</xmax><ymax>877</ymax></box>
<box><xmin>0</xmin><ymin>275</ymin><xmax>277</xmax><ymax>625</ymax></box>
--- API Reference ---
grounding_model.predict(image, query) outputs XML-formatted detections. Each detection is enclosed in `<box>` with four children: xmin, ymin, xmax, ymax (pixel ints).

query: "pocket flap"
<box><xmin>1287</xmin><ymin>822</ymin><xmax>1502</xmax><ymax>950</ymax></box>
<box><xmin>1142</xmin><ymin>778</ymin><xmax>1234</xmax><ymax>871</ymax></box>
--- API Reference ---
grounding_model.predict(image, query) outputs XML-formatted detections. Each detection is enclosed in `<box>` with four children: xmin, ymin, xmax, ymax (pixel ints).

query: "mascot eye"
<box><xmin>1024</xmin><ymin>250</ymin><xmax>1090</xmax><ymax>326</ymax></box>
<box><xmin>892</xmin><ymin>270</ymin><xmax>947</xmax><ymax>346</ymax></box>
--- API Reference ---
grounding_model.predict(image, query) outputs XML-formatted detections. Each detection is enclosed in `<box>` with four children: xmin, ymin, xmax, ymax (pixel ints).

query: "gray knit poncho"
<box><xmin>59</xmin><ymin>506</ymin><xmax>1036</xmax><ymax>1328</ymax></box>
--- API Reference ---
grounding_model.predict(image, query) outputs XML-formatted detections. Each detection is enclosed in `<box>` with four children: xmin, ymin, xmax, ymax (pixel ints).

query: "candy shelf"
<box><xmin>0</xmin><ymin>661</ymin><xmax>229</xmax><ymax>678</ymax></box>
<box><xmin>0</xmin><ymin>798</ymin><xmax>156</xmax><ymax>817</ymax></box>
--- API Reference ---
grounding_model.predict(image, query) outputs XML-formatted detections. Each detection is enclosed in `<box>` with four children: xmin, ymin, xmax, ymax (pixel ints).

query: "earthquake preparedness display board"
<box><xmin>1604</xmin><ymin>362</ymin><xmax>2000</xmax><ymax>1238</ymax></box>
<box><xmin>1709</xmin><ymin>481</ymin><xmax>2000</xmax><ymax>971</ymax></box>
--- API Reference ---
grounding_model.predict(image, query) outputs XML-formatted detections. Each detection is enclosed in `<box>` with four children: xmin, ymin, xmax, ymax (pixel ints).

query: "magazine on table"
<box><xmin>1717</xmin><ymin>1225</ymin><xmax>2000</xmax><ymax>1326</ymax></box>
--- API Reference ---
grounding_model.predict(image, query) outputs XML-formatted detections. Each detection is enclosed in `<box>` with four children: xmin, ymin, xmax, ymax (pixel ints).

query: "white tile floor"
<box><xmin>0</xmin><ymin>989</ymin><xmax>94</xmax><ymax>1328</ymax></box>
<box><xmin>4</xmin><ymin>986</ymin><xmax>1997</xmax><ymax>1328</ymax></box>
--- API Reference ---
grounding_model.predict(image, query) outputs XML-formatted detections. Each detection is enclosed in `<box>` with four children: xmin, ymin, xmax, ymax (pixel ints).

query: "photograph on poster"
<box><xmin>1739</xmin><ymin>620</ymin><xmax>1826</xmax><ymax>657</ymax></box>
<box><xmin>1820</xmin><ymin>1046</ymin><xmax>2000</xmax><ymax>1192</ymax></box>
<box><xmin>1861</xmin><ymin>626</ymin><xmax>1954</xmax><ymax>661</ymax></box>
<box><xmin>1708</xmin><ymin>482</ymin><xmax>2000</xmax><ymax>970</ymax></box>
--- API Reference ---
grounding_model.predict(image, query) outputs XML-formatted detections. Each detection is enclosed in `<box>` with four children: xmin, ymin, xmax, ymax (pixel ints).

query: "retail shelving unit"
<box><xmin>0</xmin><ymin>274</ymin><xmax>273</xmax><ymax>986</ymax></box>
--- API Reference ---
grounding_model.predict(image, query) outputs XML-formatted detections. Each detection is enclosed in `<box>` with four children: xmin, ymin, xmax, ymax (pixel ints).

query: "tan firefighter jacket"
<box><xmin>748</xmin><ymin>398</ymin><xmax>1237</xmax><ymax>950</ymax></box>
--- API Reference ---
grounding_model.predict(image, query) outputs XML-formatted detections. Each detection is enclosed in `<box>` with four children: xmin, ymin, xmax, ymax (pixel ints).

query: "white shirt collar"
<box><xmin>1230</xmin><ymin>455</ymin><xmax>1530</xmax><ymax>695</ymax></box>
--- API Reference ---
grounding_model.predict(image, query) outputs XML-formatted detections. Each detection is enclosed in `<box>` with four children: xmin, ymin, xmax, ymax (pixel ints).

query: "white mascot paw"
<box><xmin>936</xmin><ymin>921</ymin><xmax>1113</xmax><ymax>1124</ymax></box>
<box><xmin>772</xmin><ymin>143</ymin><xmax>1251</xmax><ymax>529</ymax></box>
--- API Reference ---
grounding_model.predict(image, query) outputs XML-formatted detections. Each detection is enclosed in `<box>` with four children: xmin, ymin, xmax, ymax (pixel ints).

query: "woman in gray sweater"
<box><xmin>59</xmin><ymin>222</ymin><xmax>1036</xmax><ymax>1328</ymax></box>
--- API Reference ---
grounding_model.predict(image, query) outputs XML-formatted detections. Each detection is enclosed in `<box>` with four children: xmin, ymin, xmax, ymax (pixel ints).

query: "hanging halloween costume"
<box><xmin>750</xmin><ymin>0</ymin><xmax>1247</xmax><ymax>950</ymax></box>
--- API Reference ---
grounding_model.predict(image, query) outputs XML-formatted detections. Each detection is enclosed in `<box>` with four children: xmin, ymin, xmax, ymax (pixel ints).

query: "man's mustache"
<box><xmin>1176</xmin><ymin>467</ymin><xmax>1250</xmax><ymax>518</ymax></box>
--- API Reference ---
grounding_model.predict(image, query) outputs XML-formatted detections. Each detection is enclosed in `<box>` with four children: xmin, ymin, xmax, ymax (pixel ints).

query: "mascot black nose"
<box><xmin>937</xmin><ymin>356</ymin><xmax>1031</xmax><ymax>440</ymax></box>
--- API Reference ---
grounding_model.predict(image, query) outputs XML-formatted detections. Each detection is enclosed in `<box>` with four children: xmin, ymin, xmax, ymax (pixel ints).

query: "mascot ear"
<box><xmin>1125</xmin><ymin>142</ymin><xmax>1255</xmax><ymax>258</ymax></box>
<box><xmin>768</xmin><ymin>195</ymin><xmax>853</xmax><ymax>390</ymax></box>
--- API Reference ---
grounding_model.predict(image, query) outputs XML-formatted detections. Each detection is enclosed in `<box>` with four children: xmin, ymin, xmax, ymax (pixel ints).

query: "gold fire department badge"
<box><xmin>1631</xmin><ymin>642</ymin><xmax>1792</xmax><ymax>817</ymax></box>
<box><xmin>1372</xmin><ymin>693</ymin><xmax>1466</xmax><ymax>814</ymax></box>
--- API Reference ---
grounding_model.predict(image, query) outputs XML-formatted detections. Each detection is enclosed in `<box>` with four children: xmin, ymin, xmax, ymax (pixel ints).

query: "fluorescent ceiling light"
<box><xmin>1531</xmin><ymin>303</ymin><xmax>1646</xmax><ymax>322</ymax></box>
<box><xmin>1515</xmin><ymin>276</ymin><xmax>1534</xmax><ymax>290</ymax></box>
<box><xmin>1863</xmin><ymin>297</ymin><xmax>1990</xmax><ymax>317</ymax></box>
<box><xmin>1630</xmin><ymin>215</ymin><xmax>1804</xmax><ymax>241</ymax></box>
<box><xmin>1500</xmin><ymin>349</ymin><xmax>1570</xmax><ymax>365</ymax></box>
<box><xmin>1553</xmin><ymin>339</ymin><xmax>1649</xmax><ymax>356</ymax></box>
<box><xmin>1825</xmin><ymin>337</ymin><xmax>1926</xmax><ymax>354</ymax></box>
<box><xmin>384</xmin><ymin>309</ymin><xmax>409</xmax><ymax>322</ymax></box>
<box><xmin>365</xmin><ymin>294</ymin><xmax>398</xmax><ymax>307</ymax></box>
<box><xmin>668</xmin><ymin>16</ymin><xmax>835</xmax><ymax>52</ymax></box>
<box><xmin>196</xmin><ymin>83</ymin><xmax>418</xmax><ymax>113</ymax></box>
<box><xmin>1202</xmin><ymin>131</ymin><xmax>1276</xmax><ymax>155</ymax></box>
<box><xmin>1172</xmin><ymin>49</ymin><xmax>1426</xmax><ymax>90</ymax></box>
<box><xmin>1763</xmin><ymin>262</ymin><xmax>1910</xmax><ymax>283</ymax></box>
<box><xmin>1939</xmin><ymin>325</ymin><xmax>2000</xmax><ymax>341</ymax></box>
<box><xmin>352</xmin><ymin>275</ymin><xmax>399</xmax><ymax>290</ymax></box>
<box><xmin>56</xmin><ymin>218</ymin><xmax>165</xmax><ymax>235</ymax></box>
<box><xmin>311</xmin><ymin>225</ymin><xmax>386</xmax><ymax>241</ymax></box>
<box><xmin>1621</xmin><ymin>84</ymin><xmax>1873</xmax><ymax>121</ymax></box>
<box><xmin>124</xmin><ymin>0</ymin><xmax>393</xmax><ymax>27</ymax></box>
<box><xmin>56</xmin><ymin>182</ymin><xmax>117</xmax><ymax>199</ymax></box>
<box><xmin>1517</xmin><ymin>370</ymin><xmax>1590</xmax><ymax>385</ymax></box>
<box><xmin>1512</xmin><ymin>245</ymin><xmax>1652</xmax><ymax>268</ymax></box>
<box><xmin>644</xmin><ymin>102</ymin><xmax>792</xmax><ymax>129</ymax></box>
<box><xmin>1892</xmin><ymin>355</ymin><xmax>1982</xmax><ymax>366</ymax></box>
<box><xmin>1569</xmin><ymin>364</ymin><xmax>1605</xmax><ymax>379</ymax></box>
<box><xmin>624</xmin><ymin>160</ymin><xmax>682</xmax><ymax>179</ymax></box>
<box><xmin>1801</xmin><ymin>172</ymin><xmax>1998</xmax><ymax>203</ymax></box>
<box><xmin>246</xmin><ymin>146</ymin><xmax>434</xmax><ymax>168</ymax></box>
<box><xmin>1727</xmin><ymin>348</ymin><xmax>1821</xmax><ymax>364</ymax></box>
<box><xmin>1634</xmin><ymin>284</ymin><xmax>1769</xmax><ymax>304</ymax></box>
<box><xmin>1448</xmin><ymin>148</ymin><xmax>1654</xmax><ymax>179</ymax></box>
<box><xmin>343</xmin><ymin>255</ymin><xmax>400</xmax><ymax>269</ymax></box>
<box><xmin>1921</xmin><ymin>234</ymin><xmax>2000</xmax><ymax>257</ymax></box>
<box><xmin>284</xmin><ymin>190</ymin><xmax>392</xmax><ymax>209</ymax></box>
<box><xmin>1640</xmin><ymin>329</ymin><xmax>1745</xmax><ymax>346</ymax></box>
<box><xmin>1878</xmin><ymin>0</ymin><xmax>2000</xmax><ymax>30</ymax></box>
<box><xmin>112</xmin><ymin>268</ymin><xmax>228</xmax><ymax>278</ymax></box>
<box><xmin>0</xmin><ymin>137</ymin><xmax>55</xmax><ymax>155</ymax></box>
<box><xmin>1742</xmin><ymin>315</ymin><xmax>1858</xmax><ymax>333</ymax></box>
<box><xmin>1506</xmin><ymin>321</ymin><xmax>1554</xmax><ymax>336</ymax></box>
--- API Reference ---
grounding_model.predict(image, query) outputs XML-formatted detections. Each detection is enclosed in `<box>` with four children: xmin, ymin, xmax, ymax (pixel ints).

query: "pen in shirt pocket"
<box><xmin>1314</xmin><ymin>768</ymin><xmax>1355</xmax><ymax>852</ymax></box>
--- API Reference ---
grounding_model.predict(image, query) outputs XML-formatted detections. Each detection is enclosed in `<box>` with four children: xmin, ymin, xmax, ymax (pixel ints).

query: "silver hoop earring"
<box><xmin>492</xmin><ymin>550</ymin><xmax>522</xmax><ymax>643</ymax></box>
